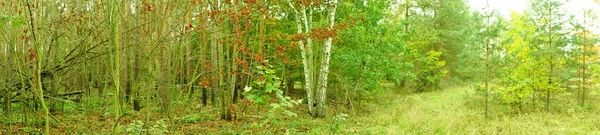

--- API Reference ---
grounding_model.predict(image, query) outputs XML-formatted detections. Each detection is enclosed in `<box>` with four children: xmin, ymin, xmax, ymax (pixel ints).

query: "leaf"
<box><xmin>284</xmin><ymin>110</ymin><xmax>297</xmax><ymax>117</ymax></box>
<box><xmin>244</xmin><ymin>86</ymin><xmax>252</xmax><ymax>92</ymax></box>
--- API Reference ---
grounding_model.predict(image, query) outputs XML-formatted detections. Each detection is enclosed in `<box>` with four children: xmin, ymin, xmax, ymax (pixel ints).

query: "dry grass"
<box><xmin>342</xmin><ymin>85</ymin><xmax>600</xmax><ymax>134</ymax></box>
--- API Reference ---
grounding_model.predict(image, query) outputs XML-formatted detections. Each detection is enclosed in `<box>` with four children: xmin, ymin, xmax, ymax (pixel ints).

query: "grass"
<box><xmin>2</xmin><ymin>85</ymin><xmax>600</xmax><ymax>134</ymax></box>
<box><xmin>342</xmin><ymin>85</ymin><xmax>600</xmax><ymax>134</ymax></box>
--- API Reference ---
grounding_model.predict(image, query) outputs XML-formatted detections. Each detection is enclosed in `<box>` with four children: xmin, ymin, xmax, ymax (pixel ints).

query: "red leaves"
<box><xmin>290</xmin><ymin>33</ymin><xmax>307</xmax><ymax>41</ymax></box>
<box><xmin>257</xmin><ymin>75</ymin><xmax>265</xmax><ymax>84</ymax></box>
<box><xmin>178</xmin><ymin>86</ymin><xmax>184</xmax><ymax>93</ymax></box>
<box><xmin>185</xmin><ymin>24</ymin><xmax>194</xmax><ymax>33</ymax></box>
<box><xmin>201</xmin><ymin>77</ymin><xmax>210</xmax><ymax>88</ymax></box>
<box><xmin>229</xmin><ymin>12</ymin><xmax>240</xmax><ymax>24</ymax></box>
<box><xmin>241</xmin><ymin>6</ymin><xmax>252</xmax><ymax>16</ymax></box>
<box><xmin>244</xmin><ymin>99</ymin><xmax>254</xmax><ymax>106</ymax></box>
<box><xmin>294</xmin><ymin>60</ymin><xmax>299</xmax><ymax>67</ymax></box>
<box><xmin>233</xmin><ymin>39</ymin><xmax>243</xmax><ymax>45</ymax></box>
<box><xmin>361</xmin><ymin>14</ymin><xmax>366</xmax><ymax>22</ymax></box>
<box><xmin>335</xmin><ymin>23</ymin><xmax>347</xmax><ymax>31</ymax></box>
<box><xmin>177</xmin><ymin>69</ymin><xmax>186</xmax><ymax>77</ymax></box>
<box><xmin>309</xmin><ymin>27</ymin><xmax>337</xmax><ymax>40</ymax></box>
<box><xmin>143</xmin><ymin>3</ymin><xmax>155</xmax><ymax>12</ymax></box>
<box><xmin>204</xmin><ymin>62</ymin><xmax>214</xmax><ymax>70</ymax></box>
<box><xmin>26</xmin><ymin>48</ymin><xmax>37</xmax><ymax>64</ymax></box>
<box><xmin>283</xmin><ymin>58</ymin><xmax>289</xmax><ymax>64</ymax></box>
<box><xmin>208</xmin><ymin>10</ymin><xmax>223</xmax><ymax>20</ymax></box>
<box><xmin>254</xmin><ymin>54</ymin><xmax>265</xmax><ymax>63</ymax></box>
<box><xmin>228</xmin><ymin>104</ymin><xmax>238</xmax><ymax>114</ymax></box>
<box><xmin>276</xmin><ymin>45</ymin><xmax>286</xmax><ymax>57</ymax></box>
<box><xmin>298</xmin><ymin>0</ymin><xmax>323</xmax><ymax>7</ymax></box>
<box><xmin>243</xmin><ymin>0</ymin><xmax>256</xmax><ymax>4</ymax></box>
<box><xmin>191</xmin><ymin>0</ymin><xmax>203</xmax><ymax>5</ymax></box>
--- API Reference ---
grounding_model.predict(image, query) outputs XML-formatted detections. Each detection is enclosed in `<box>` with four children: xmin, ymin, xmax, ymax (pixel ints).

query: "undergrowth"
<box><xmin>2</xmin><ymin>85</ymin><xmax>600</xmax><ymax>134</ymax></box>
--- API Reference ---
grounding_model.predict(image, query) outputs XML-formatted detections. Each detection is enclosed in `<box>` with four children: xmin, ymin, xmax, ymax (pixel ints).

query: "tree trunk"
<box><xmin>201</xmin><ymin>28</ymin><xmax>209</xmax><ymax>106</ymax></box>
<box><xmin>546</xmin><ymin>6</ymin><xmax>553</xmax><ymax>114</ymax></box>
<box><xmin>26</xmin><ymin>0</ymin><xmax>51</xmax><ymax>133</ymax></box>
<box><xmin>109</xmin><ymin>0</ymin><xmax>122</xmax><ymax>133</ymax></box>
<box><xmin>186</xmin><ymin>8</ymin><xmax>195</xmax><ymax>101</ymax></box>
<box><xmin>286</xmin><ymin>0</ymin><xmax>316</xmax><ymax>116</ymax></box>
<box><xmin>159</xmin><ymin>0</ymin><xmax>171</xmax><ymax>114</ymax></box>
<box><xmin>2</xmin><ymin>44</ymin><xmax>10</xmax><ymax>116</ymax></box>
<box><xmin>581</xmin><ymin>10</ymin><xmax>588</xmax><ymax>106</ymax></box>
<box><xmin>315</xmin><ymin>0</ymin><xmax>338</xmax><ymax>118</ymax></box>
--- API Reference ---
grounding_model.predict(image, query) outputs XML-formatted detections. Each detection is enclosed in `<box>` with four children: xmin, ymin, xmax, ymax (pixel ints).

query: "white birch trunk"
<box><xmin>316</xmin><ymin>0</ymin><xmax>338</xmax><ymax>118</ymax></box>
<box><xmin>286</xmin><ymin>0</ymin><xmax>315</xmax><ymax>116</ymax></box>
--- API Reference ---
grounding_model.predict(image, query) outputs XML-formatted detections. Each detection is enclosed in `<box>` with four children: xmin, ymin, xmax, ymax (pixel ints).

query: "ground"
<box><xmin>2</xmin><ymin>85</ymin><xmax>600</xmax><ymax>134</ymax></box>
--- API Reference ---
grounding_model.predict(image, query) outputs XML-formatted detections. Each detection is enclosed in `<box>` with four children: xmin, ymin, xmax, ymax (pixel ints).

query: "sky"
<box><xmin>468</xmin><ymin>0</ymin><xmax>600</xmax><ymax>16</ymax></box>
<box><xmin>468</xmin><ymin>0</ymin><xmax>600</xmax><ymax>32</ymax></box>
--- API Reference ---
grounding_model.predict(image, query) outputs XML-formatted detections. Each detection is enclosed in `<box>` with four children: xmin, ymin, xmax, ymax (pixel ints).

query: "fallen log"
<box><xmin>44</xmin><ymin>91</ymin><xmax>84</xmax><ymax>98</ymax></box>
<box><xmin>7</xmin><ymin>91</ymin><xmax>84</xmax><ymax>103</ymax></box>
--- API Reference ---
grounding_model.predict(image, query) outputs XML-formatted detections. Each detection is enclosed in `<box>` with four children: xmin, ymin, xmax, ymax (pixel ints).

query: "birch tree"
<box><xmin>315</xmin><ymin>0</ymin><xmax>339</xmax><ymax>118</ymax></box>
<box><xmin>286</xmin><ymin>0</ymin><xmax>339</xmax><ymax>118</ymax></box>
<box><xmin>286</xmin><ymin>0</ymin><xmax>317</xmax><ymax>116</ymax></box>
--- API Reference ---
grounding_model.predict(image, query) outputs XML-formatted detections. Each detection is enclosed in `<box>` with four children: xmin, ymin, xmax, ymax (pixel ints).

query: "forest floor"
<box><xmin>2</xmin><ymin>84</ymin><xmax>600</xmax><ymax>134</ymax></box>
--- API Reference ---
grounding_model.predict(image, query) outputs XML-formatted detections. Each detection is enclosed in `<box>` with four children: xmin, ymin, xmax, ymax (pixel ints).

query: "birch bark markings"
<box><xmin>286</xmin><ymin>0</ymin><xmax>338</xmax><ymax>118</ymax></box>
<box><xmin>286</xmin><ymin>0</ymin><xmax>315</xmax><ymax>116</ymax></box>
<box><xmin>316</xmin><ymin>0</ymin><xmax>338</xmax><ymax>118</ymax></box>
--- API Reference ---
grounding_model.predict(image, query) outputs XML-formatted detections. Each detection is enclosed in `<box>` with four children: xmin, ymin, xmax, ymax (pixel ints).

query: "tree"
<box><xmin>109</xmin><ymin>0</ymin><xmax>122</xmax><ymax>133</ymax></box>
<box><xmin>331</xmin><ymin>0</ymin><xmax>415</xmax><ymax>112</ymax></box>
<box><xmin>315</xmin><ymin>0</ymin><xmax>339</xmax><ymax>118</ymax></box>
<box><xmin>480</xmin><ymin>0</ymin><xmax>504</xmax><ymax>118</ymax></box>
<box><xmin>572</xmin><ymin>8</ymin><xmax>600</xmax><ymax>106</ymax></box>
<box><xmin>286</xmin><ymin>0</ymin><xmax>318</xmax><ymax>116</ymax></box>
<box><xmin>400</xmin><ymin>0</ymin><xmax>471</xmax><ymax>91</ymax></box>
<box><xmin>528</xmin><ymin>0</ymin><xmax>569</xmax><ymax>112</ymax></box>
<box><xmin>497</xmin><ymin>12</ymin><xmax>539</xmax><ymax>109</ymax></box>
<box><xmin>24</xmin><ymin>0</ymin><xmax>51</xmax><ymax>133</ymax></box>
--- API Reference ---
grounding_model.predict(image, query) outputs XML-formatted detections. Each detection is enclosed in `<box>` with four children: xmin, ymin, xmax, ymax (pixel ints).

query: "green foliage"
<box><xmin>415</xmin><ymin>50</ymin><xmax>447</xmax><ymax>91</ymax></box>
<box><xmin>243</xmin><ymin>64</ymin><xmax>299</xmax><ymax>123</ymax></box>
<box><xmin>329</xmin><ymin>113</ymin><xmax>349</xmax><ymax>134</ymax></box>
<box><xmin>123</xmin><ymin>119</ymin><xmax>168</xmax><ymax>135</ymax></box>
<box><xmin>0</xmin><ymin>14</ymin><xmax>25</xmax><ymax>29</ymax></box>
<box><xmin>456</xmin><ymin>10</ymin><xmax>505</xmax><ymax>82</ymax></box>
<box><xmin>495</xmin><ymin>12</ymin><xmax>542</xmax><ymax>105</ymax></box>
<box><xmin>180</xmin><ymin>113</ymin><xmax>211</xmax><ymax>124</ymax></box>
<box><xmin>0</xmin><ymin>116</ymin><xmax>19</xmax><ymax>125</ymax></box>
<box><xmin>493</xmin><ymin>0</ymin><xmax>571</xmax><ymax>107</ymax></box>
<box><xmin>22</xmin><ymin>127</ymin><xmax>42</xmax><ymax>135</ymax></box>
<box><xmin>332</xmin><ymin>0</ymin><xmax>414</xmax><ymax>101</ymax></box>
<box><xmin>394</xmin><ymin>0</ymin><xmax>473</xmax><ymax>91</ymax></box>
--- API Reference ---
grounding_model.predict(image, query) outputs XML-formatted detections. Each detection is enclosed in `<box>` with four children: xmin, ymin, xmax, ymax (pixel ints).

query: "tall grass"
<box><xmin>342</xmin><ymin>86</ymin><xmax>600</xmax><ymax>134</ymax></box>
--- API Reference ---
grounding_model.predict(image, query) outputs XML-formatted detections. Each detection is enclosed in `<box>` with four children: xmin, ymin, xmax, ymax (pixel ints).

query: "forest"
<box><xmin>1</xmin><ymin>0</ymin><xmax>600</xmax><ymax>134</ymax></box>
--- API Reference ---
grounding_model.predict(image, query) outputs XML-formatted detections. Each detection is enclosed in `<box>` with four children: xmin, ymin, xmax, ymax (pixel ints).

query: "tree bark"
<box><xmin>315</xmin><ymin>0</ymin><xmax>338</xmax><ymax>118</ymax></box>
<box><xmin>546</xmin><ymin>6</ymin><xmax>553</xmax><ymax>114</ymax></box>
<box><xmin>109</xmin><ymin>0</ymin><xmax>122</xmax><ymax>133</ymax></box>
<box><xmin>159</xmin><ymin>0</ymin><xmax>171</xmax><ymax>114</ymax></box>
<box><xmin>286</xmin><ymin>0</ymin><xmax>316</xmax><ymax>116</ymax></box>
